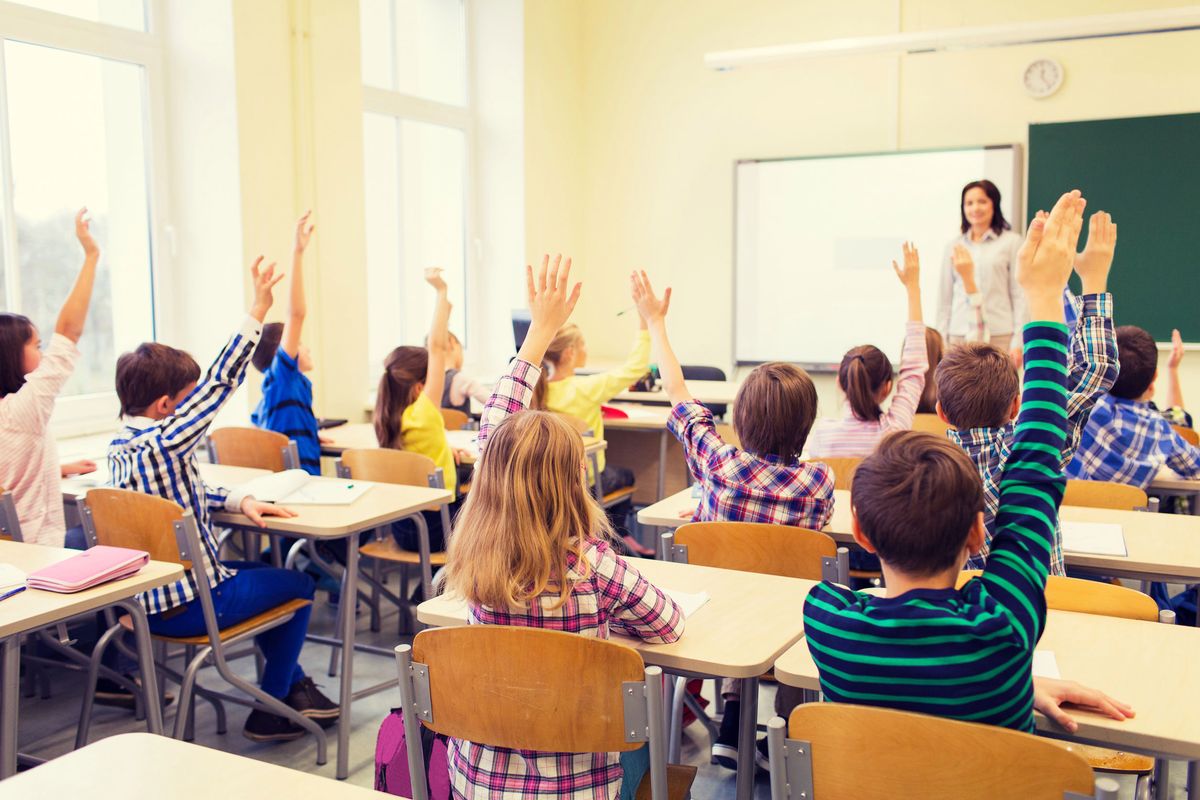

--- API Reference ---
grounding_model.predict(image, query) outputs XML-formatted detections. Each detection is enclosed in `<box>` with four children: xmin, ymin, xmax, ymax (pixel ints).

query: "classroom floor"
<box><xmin>12</xmin><ymin>588</ymin><xmax>1192</xmax><ymax>799</ymax></box>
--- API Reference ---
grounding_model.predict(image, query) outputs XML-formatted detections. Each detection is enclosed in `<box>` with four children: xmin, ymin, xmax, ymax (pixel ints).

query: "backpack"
<box><xmin>375</xmin><ymin>707</ymin><xmax>451</xmax><ymax>798</ymax></box>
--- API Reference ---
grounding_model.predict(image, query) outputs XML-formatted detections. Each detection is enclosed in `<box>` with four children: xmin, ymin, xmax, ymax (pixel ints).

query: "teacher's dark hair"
<box><xmin>960</xmin><ymin>180</ymin><xmax>1010</xmax><ymax>235</ymax></box>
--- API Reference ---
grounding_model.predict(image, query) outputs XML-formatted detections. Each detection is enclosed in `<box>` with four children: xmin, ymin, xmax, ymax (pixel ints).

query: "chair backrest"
<box><xmin>957</xmin><ymin>571</ymin><xmax>1159</xmax><ymax>621</ymax></box>
<box><xmin>714</xmin><ymin>423</ymin><xmax>740</xmax><ymax>448</ymax></box>
<box><xmin>0</xmin><ymin>488</ymin><xmax>22</xmax><ymax>542</ymax></box>
<box><xmin>439</xmin><ymin>407</ymin><xmax>470</xmax><ymax>430</ymax></box>
<box><xmin>776</xmin><ymin>704</ymin><xmax>1097</xmax><ymax>800</ymax></box>
<box><xmin>553</xmin><ymin>412</ymin><xmax>592</xmax><ymax>436</ymax></box>
<box><xmin>1173</xmin><ymin>424</ymin><xmax>1199</xmax><ymax>446</ymax></box>
<box><xmin>912</xmin><ymin>413</ymin><xmax>953</xmax><ymax>437</ymax></box>
<box><xmin>674</xmin><ymin>521</ymin><xmax>836</xmax><ymax>580</ymax></box>
<box><xmin>82</xmin><ymin>488</ymin><xmax>188</xmax><ymax>566</ymax></box>
<box><xmin>339</xmin><ymin>448</ymin><xmax>438</xmax><ymax>487</ymax></box>
<box><xmin>410</xmin><ymin>626</ymin><xmax>646</xmax><ymax>752</ymax></box>
<box><xmin>1063</xmin><ymin>479</ymin><xmax>1148</xmax><ymax>511</ymax></box>
<box><xmin>208</xmin><ymin>427</ymin><xmax>293</xmax><ymax>471</ymax></box>
<box><xmin>812</xmin><ymin>457</ymin><xmax>862</xmax><ymax>491</ymax></box>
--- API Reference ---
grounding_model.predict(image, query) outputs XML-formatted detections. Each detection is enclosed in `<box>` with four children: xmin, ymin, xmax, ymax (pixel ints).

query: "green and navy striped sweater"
<box><xmin>803</xmin><ymin>321</ymin><xmax>1069</xmax><ymax>732</ymax></box>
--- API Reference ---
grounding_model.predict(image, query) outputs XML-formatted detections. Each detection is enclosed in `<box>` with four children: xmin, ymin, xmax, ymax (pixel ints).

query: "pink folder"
<box><xmin>26</xmin><ymin>546</ymin><xmax>150</xmax><ymax>593</ymax></box>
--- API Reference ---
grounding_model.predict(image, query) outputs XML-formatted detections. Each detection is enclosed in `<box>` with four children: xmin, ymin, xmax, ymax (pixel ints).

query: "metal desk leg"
<box><xmin>1188</xmin><ymin>759</ymin><xmax>1199</xmax><ymax>800</ymax></box>
<box><xmin>0</xmin><ymin>636</ymin><xmax>19</xmax><ymax>778</ymax></box>
<box><xmin>336</xmin><ymin>535</ymin><xmax>360</xmax><ymax>780</ymax></box>
<box><xmin>656</xmin><ymin>430</ymin><xmax>668</xmax><ymax>500</ymax></box>
<box><xmin>735</xmin><ymin>676</ymin><xmax>759</xmax><ymax>800</ymax></box>
<box><xmin>115</xmin><ymin>599</ymin><xmax>164</xmax><ymax>735</ymax></box>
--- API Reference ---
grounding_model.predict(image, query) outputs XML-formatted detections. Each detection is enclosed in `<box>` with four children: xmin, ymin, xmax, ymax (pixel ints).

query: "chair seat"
<box><xmin>361</xmin><ymin>537</ymin><xmax>448</xmax><ymax>566</ymax></box>
<box><xmin>635</xmin><ymin>763</ymin><xmax>698</xmax><ymax>800</ymax></box>
<box><xmin>119</xmin><ymin>598</ymin><xmax>313</xmax><ymax>646</ymax></box>
<box><xmin>602</xmin><ymin>486</ymin><xmax>637</xmax><ymax>507</ymax></box>
<box><xmin>848</xmin><ymin>569</ymin><xmax>883</xmax><ymax>580</ymax></box>
<box><xmin>1050</xmin><ymin>740</ymin><xmax>1154</xmax><ymax>774</ymax></box>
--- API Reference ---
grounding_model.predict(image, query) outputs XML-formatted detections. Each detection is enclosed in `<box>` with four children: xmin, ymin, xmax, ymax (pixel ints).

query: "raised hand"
<box><xmin>894</xmin><ymin>242</ymin><xmax>921</xmax><ymax>290</ymax></box>
<box><xmin>249</xmin><ymin>256</ymin><xmax>285</xmax><ymax>322</ymax></box>
<box><xmin>425</xmin><ymin>267</ymin><xmax>448</xmax><ymax>293</ymax></box>
<box><xmin>1018</xmin><ymin>191</ymin><xmax>1085</xmax><ymax>310</ymax></box>
<box><xmin>294</xmin><ymin>210</ymin><xmax>315</xmax><ymax>253</ymax></box>
<box><xmin>526</xmin><ymin>254</ymin><xmax>581</xmax><ymax>332</ymax></box>
<box><xmin>1169</xmin><ymin>329</ymin><xmax>1185</xmax><ymax>370</ymax></box>
<box><xmin>1073</xmin><ymin>210</ymin><xmax>1116</xmax><ymax>295</ymax></box>
<box><xmin>951</xmin><ymin>244</ymin><xmax>975</xmax><ymax>292</ymax></box>
<box><xmin>75</xmin><ymin>208</ymin><xmax>99</xmax><ymax>260</ymax></box>
<box><xmin>630</xmin><ymin>270</ymin><xmax>672</xmax><ymax>324</ymax></box>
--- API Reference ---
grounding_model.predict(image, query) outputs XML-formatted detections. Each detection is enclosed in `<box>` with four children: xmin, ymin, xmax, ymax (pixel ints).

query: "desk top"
<box><xmin>772</xmin><ymin>609</ymin><xmax>1200</xmax><ymax>760</ymax></box>
<box><xmin>417</xmin><ymin>557</ymin><xmax>816</xmax><ymax>678</ymax></box>
<box><xmin>616</xmin><ymin>381</ymin><xmax>740</xmax><ymax>407</ymax></box>
<box><xmin>638</xmin><ymin>487</ymin><xmax>1200</xmax><ymax>582</ymax></box>
<box><xmin>0</xmin><ymin>733</ymin><xmax>388</xmax><ymax>798</ymax></box>
<box><xmin>320</xmin><ymin>422</ymin><xmax>605</xmax><ymax>460</ymax></box>
<box><xmin>0</xmin><ymin>541</ymin><xmax>182</xmax><ymax>639</ymax></box>
<box><xmin>602</xmin><ymin>403</ymin><xmax>674</xmax><ymax>431</ymax></box>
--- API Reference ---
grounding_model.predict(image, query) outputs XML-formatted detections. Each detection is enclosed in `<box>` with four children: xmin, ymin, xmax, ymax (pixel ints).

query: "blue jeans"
<box><xmin>147</xmin><ymin>561</ymin><xmax>315</xmax><ymax>698</ymax></box>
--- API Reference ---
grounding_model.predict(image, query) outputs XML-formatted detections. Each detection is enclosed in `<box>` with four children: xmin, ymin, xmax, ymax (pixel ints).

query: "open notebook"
<box><xmin>0</xmin><ymin>563</ymin><xmax>25</xmax><ymax>601</ymax></box>
<box><xmin>239</xmin><ymin>469</ymin><xmax>373</xmax><ymax>506</ymax></box>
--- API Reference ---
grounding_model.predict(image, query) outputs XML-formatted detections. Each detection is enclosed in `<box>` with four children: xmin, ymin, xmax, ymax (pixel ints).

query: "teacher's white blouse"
<box><xmin>937</xmin><ymin>228</ymin><xmax>1024</xmax><ymax>338</ymax></box>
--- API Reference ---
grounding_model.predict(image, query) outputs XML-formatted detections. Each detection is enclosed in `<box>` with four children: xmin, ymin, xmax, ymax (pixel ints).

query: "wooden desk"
<box><xmin>616</xmin><ymin>380</ymin><xmax>740</xmax><ymax>407</ymax></box>
<box><xmin>0</xmin><ymin>732</ymin><xmax>389</xmax><ymax>797</ymax></box>
<box><xmin>638</xmin><ymin>487</ymin><xmax>1200</xmax><ymax>584</ymax></box>
<box><xmin>0</xmin><ymin>541</ymin><xmax>183</xmax><ymax>778</ymax></box>
<box><xmin>772</xmin><ymin>609</ymin><xmax>1200</xmax><ymax>798</ymax></box>
<box><xmin>418</xmin><ymin>557</ymin><xmax>815</xmax><ymax>800</ymax></box>
<box><xmin>602</xmin><ymin>404</ymin><xmax>683</xmax><ymax>502</ymax></box>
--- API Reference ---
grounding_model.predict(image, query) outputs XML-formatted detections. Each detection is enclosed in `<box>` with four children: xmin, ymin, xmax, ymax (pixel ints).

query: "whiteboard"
<box><xmin>734</xmin><ymin>146</ymin><xmax>1021</xmax><ymax>367</ymax></box>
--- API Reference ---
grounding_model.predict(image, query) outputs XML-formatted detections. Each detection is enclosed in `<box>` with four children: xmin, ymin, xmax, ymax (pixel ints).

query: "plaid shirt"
<box><xmin>1066</xmin><ymin>395</ymin><xmax>1200</xmax><ymax>489</ymax></box>
<box><xmin>108</xmin><ymin>317</ymin><xmax>260</xmax><ymax>614</ymax></box>
<box><xmin>668</xmin><ymin>401</ymin><xmax>834</xmax><ymax>529</ymax></box>
<box><xmin>451</xmin><ymin>358</ymin><xmax>684</xmax><ymax>799</ymax></box>
<box><xmin>953</xmin><ymin>294</ymin><xmax>1117</xmax><ymax>575</ymax></box>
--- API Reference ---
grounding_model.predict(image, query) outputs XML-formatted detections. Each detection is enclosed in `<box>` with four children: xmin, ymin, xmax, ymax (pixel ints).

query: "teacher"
<box><xmin>937</xmin><ymin>179</ymin><xmax>1024</xmax><ymax>351</ymax></box>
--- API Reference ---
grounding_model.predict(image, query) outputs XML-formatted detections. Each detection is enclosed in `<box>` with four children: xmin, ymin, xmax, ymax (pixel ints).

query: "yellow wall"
<box><xmin>525</xmin><ymin>0</ymin><xmax>1200</xmax><ymax>412</ymax></box>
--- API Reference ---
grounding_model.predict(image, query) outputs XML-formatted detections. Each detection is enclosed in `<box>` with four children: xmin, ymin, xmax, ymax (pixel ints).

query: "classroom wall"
<box><xmin>524</xmin><ymin>0</ymin><xmax>1200</xmax><ymax>415</ymax></box>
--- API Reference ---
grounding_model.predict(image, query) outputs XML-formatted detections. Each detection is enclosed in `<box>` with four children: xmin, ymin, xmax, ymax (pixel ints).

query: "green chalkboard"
<box><xmin>1028</xmin><ymin>113</ymin><xmax>1200</xmax><ymax>343</ymax></box>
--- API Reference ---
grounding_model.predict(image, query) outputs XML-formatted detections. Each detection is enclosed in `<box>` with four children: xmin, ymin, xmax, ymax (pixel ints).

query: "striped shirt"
<box><xmin>1067</xmin><ymin>394</ymin><xmax>1200</xmax><ymax>489</ymax></box>
<box><xmin>0</xmin><ymin>333</ymin><xmax>79</xmax><ymax>546</ymax></box>
<box><xmin>251</xmin><ymin>349</ymin><xmax>320</xmax><ymax>475</ymax></box>
<box><xmin>807</xmin><ymin>320</ymin><xmax>929</xmax><ymax>458</ymax></box>
<box><xmin>450</xmin><ymin>357</ymin><xmax>684</xmax><ymax>799</ymax></box>
<box><xmin>107</xmin><ymin>317</ymin><xmax>260</xmax><ymax>615</ymax></box>
<box><xmin>952</xmin><ymin>293</ymin><xmax>1117</xmax><ymax>576</ymax></box>
<box><xmin>803</xmin><ymin>320</ymin><xmax>1070</xmax><ymax>732</ymax></box>
<box><xmin>669</xmin><ymin>400</ymin><xmax>834</xmax><ymax>530</ymax></box>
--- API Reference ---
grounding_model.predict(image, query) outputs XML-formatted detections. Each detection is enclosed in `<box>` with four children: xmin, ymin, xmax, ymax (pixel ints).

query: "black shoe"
<box><xmin>711</xmin><ymin>699</ymin><xmax>740</xmax><ymax>770</ymax></box>
<box><xmin>755</xmin><ymin>737</ymin><xmax>770</xmax><ymax>771</ymax></box>
<box><xmin>94</xmin><ymin>676</ymin><xmax>175</xmax><ymax>710</ymax></box>
<box><xmin>243</xmin><ymin>709</ymin><xmax>306</xmax><ymax>742</ymax></box>
<box><xmin>286</xmin><ymin>676</ymin><xmax>339</xmax><ymax>728</ymax></box>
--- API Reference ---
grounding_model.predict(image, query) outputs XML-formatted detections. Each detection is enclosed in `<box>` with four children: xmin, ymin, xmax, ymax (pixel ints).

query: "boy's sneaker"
<box><xmin>755</xmin><ymin>737</ymin><xmax>770</xmax><ymax>771</ymax></box>
<box><xmin>711</xmin><ymin>699</ymin><xmax>740</xmax><ymax>770</ymax></box>
<box><xmin>95</xmin><ymin>676</ymin><xmax>175</xmax><ymax>710</ymax></box>
<box><xmin>285</xmin><ymin>676</ymin><xmax>339</xmax><ymax>727</ymax></box>
<box><xmin>243</xmin><ymin>709</ymin><xmax>306</xmax><ymax>742</ymax></box>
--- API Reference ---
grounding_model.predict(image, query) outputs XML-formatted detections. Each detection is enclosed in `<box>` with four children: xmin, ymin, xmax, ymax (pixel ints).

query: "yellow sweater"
<box><xmin>544</xmin><ymin>330</ymin><xmax>651</xmax><ymax>473</ymax></box>
<box><xmin>398</xmin><ymin>392</ymin><xmax>456</xmax><ymax>494</ymax></box>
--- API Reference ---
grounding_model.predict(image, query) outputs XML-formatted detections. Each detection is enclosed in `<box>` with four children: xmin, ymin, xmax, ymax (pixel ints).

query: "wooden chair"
<box><xmin>912</xmin><ymin>412</ymin><xmax>953</xmax><ymax>437</ymax></box>
<box><xmin>395</xmin><ymin>627</ymin><xmax>696</xmax><ymax>800</ymax></box>
<box><xmin>1064</xmin><ymin>479</ymin><xmax>1149</xmax><ymax>511</ymax></box>
<box><xmin>77</xmin><ymin>489</ymin><xmax>324</xmax><ymax>761</ymax></box>
<box><xmin>206</xmin><ymin>427</ymin><xmax>298</xmax><ymax>472</ymax></box>
<box><xmin>1173</xmin><ymin>425</ymin><xmax>1199</xmax><ymax>446</ymax></box>
<box><xmin>438</xmin><ymin>407</ymin><xmax>470</xmax><ymax>431</ymax></box>
<box><xmin>714</xmin><ymin>423</ymin><xmax>740</xmax><ymax>449</ymax></box>
<box><xmin>0</xmin><ymin>489</ymin><xmax>20</xmax><ymax>541</ymax></box>
<box><xmin>767</xmin><ymin>703</ymin><xmax>1117</xmax><ymax>799</ymax></box>
<box><xmin>811</xmin><ymin>457</ymin><xmax>862</xmax><ymax>492</ymax></box>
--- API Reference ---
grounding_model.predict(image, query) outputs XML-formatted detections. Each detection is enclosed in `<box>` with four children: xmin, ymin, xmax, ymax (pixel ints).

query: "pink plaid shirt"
<box><xmin>668</xmin><ymin>401</ymin><xmax>835</xmax><ymax>529</ymax></box>
<box><xmin>448</xmin><ymin>358</ymin><xmax>684</xmax><ymax>799</ymax></box>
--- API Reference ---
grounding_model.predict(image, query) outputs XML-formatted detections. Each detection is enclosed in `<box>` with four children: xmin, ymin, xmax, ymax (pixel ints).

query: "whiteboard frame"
<box><xmin>732</xmin><ymin>143</ymin><xmax>1024</xmax><ymax>370</ymax></box>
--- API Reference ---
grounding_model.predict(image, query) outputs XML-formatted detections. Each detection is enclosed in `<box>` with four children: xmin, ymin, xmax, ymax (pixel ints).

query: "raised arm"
<box><xmin>952</xmin><ymin>242</ymin><xmax>988</xmax><ymax>342</ymax></box>
<box><xmin>422</xmin><ymin>268</ymin><xmax>452</xmax><ymax>406</ymax></box>
<box><xmin>56</xmin><ymin>208</ymin><xmax>100</xmax><ymax>342</ymax></box>
<box><xmin>280</xmin><ymin>211</ymin><xmax>313</xmax><ymax>358</ymax></box>
<box><xmin>478</xmin><ymin>254</ymin><xmax>581</xmax><ymax>452</ymax></box>
<box><xmin>882</xmin><ymin>243</ymin><xmax>929</xmax><ymax>429</ymax></box>
<box><xmin>1167</xmin><ymin>329</ymin><xmax>1185</xmax><ymax>410</ymax></box>
<box><xmin>631</xmin><ymin>270</ymin><xmax>689</xmax><ymax>406</ymax></box>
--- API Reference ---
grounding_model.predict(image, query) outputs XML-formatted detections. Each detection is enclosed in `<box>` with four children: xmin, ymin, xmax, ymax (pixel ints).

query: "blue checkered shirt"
<box><xmin>1066</xmin><ymin>395</ymin><xmax>1200</xmax><ymax>489</ymax></box>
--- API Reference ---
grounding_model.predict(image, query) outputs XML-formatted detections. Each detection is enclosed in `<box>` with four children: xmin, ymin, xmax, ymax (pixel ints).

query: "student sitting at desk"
<box><xmin>443</xmin><ymin>254</ymin><xmax>682</xmax><ymax>800</ymax></box>
<box><xmin>439</xmin><ymin>331</ymin><xmax>490</xmax><ymax>417</ymax></box>
<box><xmin>108</xmin><ymin>256</ymin><xmax>338</xmax><ymax>742</ymax></box>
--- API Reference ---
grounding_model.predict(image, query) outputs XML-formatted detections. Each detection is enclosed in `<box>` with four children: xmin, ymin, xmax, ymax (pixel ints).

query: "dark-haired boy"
<box><xmin>803</xmin><ymin>192</ymin><xmax>1135</xmax><ymax>733</ymax></box>
<box><xmin>935</xmin><ymin>210</ymin><xmax>1119</xmax><ymax>575</ymax></box>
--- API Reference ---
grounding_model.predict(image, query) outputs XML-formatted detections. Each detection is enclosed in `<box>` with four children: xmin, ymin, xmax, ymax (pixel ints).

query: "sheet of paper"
<box><xmin>281</xmin><ymin>479</ymin><xmax>373</xmax><ymax>506</ymax></box>
<box><xmin>1032</xmin><ymin>650</ymin><xmax>1061</xmax><ymax>679</ymax></box>
<box><xmin>1061</xmin><ymin>521</ymin><xmax>1127</xmax><ymax>557</ymax></box>
<box><xmin>663</xmin><ymin>588</ymin><xmax>710</xmax><ymax>618</ymax></box>
<box><xmin>445</xmin><ymin>429</ymin><xmax>480</xmax><ymax>458</ymax></box>
<box><xmin>0</xmin><ymin>563</ymin><xmax>26</xmax><ymax>591</ymax></box>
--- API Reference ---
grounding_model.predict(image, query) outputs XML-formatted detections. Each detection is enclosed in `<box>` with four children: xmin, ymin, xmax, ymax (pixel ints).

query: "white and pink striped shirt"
<box><xmin>0</xmin><ymin>333</ymin><xmax>79</xmax><ymax>546</ymax></box>
<box><xmin>806</xmin><ymin>321</ymin><xmax>928</xmax><ymax>459</ymax></box>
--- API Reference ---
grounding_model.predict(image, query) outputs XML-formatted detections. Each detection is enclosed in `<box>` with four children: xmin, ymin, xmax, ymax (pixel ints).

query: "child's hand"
<box><xmin>1032</xmin><ymin>677</ymin><xmax>1134</xmax><ymax>734</ymax></box>
<box><xmin>75</xmin><ymin>208</ymin><xmax>99</xmax><ymax>259</ymax></box>
<box><xmin>951</xmin><ymin>245</ymin><xmax>976</xmax><ymax>293</ymax></box>
<box><xmin>630</xmin><ymin>270</ymin><xmax>672</xmax><ymax>324</ymax></box>
<box><xmin>425</xmin><ymin>267</ymin><xmax>448</xmax><ymax>293</ymax></box>
<box><xmin>1169</xmin><ymin>329</ymin><xmax>1185</xmax><ymax>370</ymax></box>
<box><xmin>239</xmin><ymin>497</ymin><xmax>298</xmax><ymax>528</ymax></box>
<box><xmin>452</xmin><ymin>447</ymin><xmax>474</xmax><ymax>465</ymax></box>
<box><xmin>294</xmin><ymin>210</ymin><xmax>315</xmax><ymax>253</ymax></box>
<box><xmin>526</xmin><ymin>254</ymin><xmax>581</xmax><ymax>332</ymax></box>
<box><xmin>1017</xmin><ymin>191</ymin><xmax>1085</xmax><ymax>309</ymax></box>
<box><xmin>60</xmin><ymin>459</ymin><xmax>97</xmax><ymax>478</ymax></box>
<box><xmin>893</xmin><ymin>242</ymin><xmax>920</xmax><ymax>291</ymax></box>
<box><xmin>1073</xmin><ymin>210</ymin><xmax>1116</xmax><ymax>295</ymax></box>
<box><xmin>249</xmin><ymin>256</ymin><xmax>284</xmax><ymax>322</ymax></box>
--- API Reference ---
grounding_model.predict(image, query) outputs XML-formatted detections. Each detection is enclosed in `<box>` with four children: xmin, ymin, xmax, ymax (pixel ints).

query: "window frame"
<box><xmin>0</xmin><ymin>0</ymin><xmax>170</xmax><ymax>436</ymax></box>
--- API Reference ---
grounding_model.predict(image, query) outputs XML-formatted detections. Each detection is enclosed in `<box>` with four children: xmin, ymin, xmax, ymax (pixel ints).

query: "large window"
<box><xmin>0</xmin><ymin>0</ymin><xmax>164</xmax><ymax>429</ymax></box>
<box><xmin>361</xmin><ymin>0</ymin><xmax>471</xmax><ymax>381</ymax></box>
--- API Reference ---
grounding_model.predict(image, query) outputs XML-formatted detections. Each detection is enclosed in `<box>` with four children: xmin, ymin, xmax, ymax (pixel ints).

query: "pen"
<box><xmin>0</xmin><ymin>585</ymin><xmax>26</xmax><ymax>602</ymax></box>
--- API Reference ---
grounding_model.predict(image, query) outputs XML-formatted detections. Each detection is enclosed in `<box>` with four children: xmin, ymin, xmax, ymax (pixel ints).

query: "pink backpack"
<box><xmin>375</xmin><ymin>708</ymin><xmax>451</xmax><ymax>798</ymax></box>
